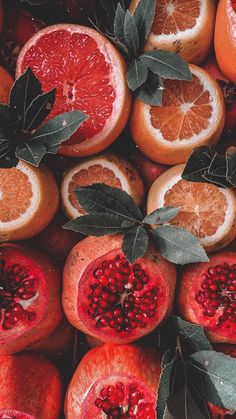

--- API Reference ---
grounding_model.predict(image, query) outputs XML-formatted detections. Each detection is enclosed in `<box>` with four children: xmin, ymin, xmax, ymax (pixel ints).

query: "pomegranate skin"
<box><xmin>178</xmin><ymin>250</ymin><xmax>236</xmax><ymax>344</ymax></box>
<box><xmin>0</xmin><ymin>353</ymin><xmax>62</xmax><ymax>419</ymax></box>
<box><xmin>64</xmin><ymin>343</ymin><xmax>161</xmax><ymax>418</ymax></box>
<box><xmin>208</xmin><ymin>402</ymin><xmax>236</xmax><ymax>418</ymax></box>
<box><xmin>62</xmin><ymin>234</ymin><xmax>176</xmax><ymax>344</ymax></box>
<box><xmin>0</xmin><ymin>243</ymin><xmax>63</xmax><ymax>355</ymax></box>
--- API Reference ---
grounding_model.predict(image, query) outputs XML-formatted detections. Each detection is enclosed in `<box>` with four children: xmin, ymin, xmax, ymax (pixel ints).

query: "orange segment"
<box><xmin>153</xmin><ymin>0</ymin><xmax>201</xmax><ymax>35</ymax></box>
<box><xmin>163</xmin><ymin>180</ymin><xmax>227</xmax><ymax>238</ymax></box>
<box><xmin>150</xmin><ymin>76</ymin><xmax>213</xmax><ymax>141</ymax></box>
<box><xmin>0</xmin><ymin>168</ymin><xmax>32</xmax><ymax>222</ymax></box>
<box><xmin>68</xmin><ymin>164</ymin><xmax>122</xmax><ymax>214</ymax></box>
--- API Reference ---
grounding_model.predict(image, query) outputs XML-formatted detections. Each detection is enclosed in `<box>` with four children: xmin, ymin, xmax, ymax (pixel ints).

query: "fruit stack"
<box><xmin>0</xmin><ymin>0</ymin><xmax>236</xmax><ymax>418</ymax></box>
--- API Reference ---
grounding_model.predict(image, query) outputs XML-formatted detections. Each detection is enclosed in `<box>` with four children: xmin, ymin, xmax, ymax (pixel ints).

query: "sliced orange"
<box><xmin>0</xmin><ymin>65</ymin><xmax>14</xmax><ymax>104</ymax></box>
<box><xmin>61</xmin><ymin>153</ymin><xmax>144</xmax><ymax>219</ymax></box>
<box><xmin>130</xmin><ymin>64</ymin><xmax>225</xmax><ymax>165</ymax></box>
<box><xmin>147</xmin><ymin>164</ymin><xmax>236</xmax><ymax>252</ymax></box>
<box><xmin>215</xmin><ymin>0</ymin><xmax>236</xmax><ymax>83</ymax></box>
<box><xmin>130</xmin><ymin>0</ymin><xmax>215</xmax><ymax>64</ymax></box>
<box><xmin>0</xmin><ymin>161</ymin><xmax>59</xmax><ymax>241</ymax></box>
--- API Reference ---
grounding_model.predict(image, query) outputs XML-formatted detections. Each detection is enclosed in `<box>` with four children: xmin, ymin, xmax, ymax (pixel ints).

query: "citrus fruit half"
<box><xmin>61</xmin><ymin>152</ymin><xmax>144</xmax><ymax>219</ymax></box>
<box><xmin>16</xmin><ymin>24</ymin><xmax>131</xmax><ymax>157</ymax></box>
<box><xmin>130</xmin><ymin>64</ymin><xmax>225</xmax><ymax>165</ymax></box>
<box><xmin>147</xmin><ymin>164</ymin><xmax>236</xmax><ymax>252</ymax></box>
<box><xmin>0</xmin><ymin>161</ymin><xmax>59</xmax><ymax>241</ymax></box>
<box><xmin>130</xmin><ymin>0</ymin><xmax>215</xmax><ymax>64</ymax></box>
<box><xmin>215</xmin><ymin>0</ymin><xmax>236</xmax><ymax>83</ymax></box>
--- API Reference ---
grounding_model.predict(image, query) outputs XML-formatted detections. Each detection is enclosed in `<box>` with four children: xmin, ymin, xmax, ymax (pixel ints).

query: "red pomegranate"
<box><xmin>62</xmin><ymin>235</ymin><xmax>176</xmax><ymax>344</ymax></box>
<box><xmin>65</xmin><ymin>343</ymin><xmax>161</xmax><ymax>418</ymax></box>
<box><xmin>0</xmin><ymin>353</ymin><xmax>62</xmax><ymax>418</ymax></box>
<box><xmin>27</xmin><ymin>318</ymin><xmax>75</xmax><ymax>359</ymax></box>
<box><xmin>0</xmin><ymin>243</ymin><xmax>62</xmax><ymax>354</ymax></box>
<box><xmin>178</xmin><ymin>250</ymin><xmax>236</xmax><ymax>344</ymax></box>
<box><xmin>130</xmin><ymin>149</ymin><xmax>169</xmax><ymax>189</ymax></box>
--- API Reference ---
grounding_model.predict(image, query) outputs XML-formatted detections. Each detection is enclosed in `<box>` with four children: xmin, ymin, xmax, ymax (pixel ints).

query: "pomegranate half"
<box><xmin>62</xmin><ymin>235</ymin><xmax>176</xmax><ymax>344</ymax></box>
<box><xmin>0</xmin><ymin>243</ymin><xmax>62</xmax><ymax>354</ymax></box>
<box><xmin>65</xmin><ymin>343</ymin><xmax>161</xmax><ymax>418</ymax></box>
<box><xmin>178</xmin><ymin>250</ymin><xmax>236</xmax><ymax>344</ymax></box>
<box><xmin>0</xmin><ymin>353</ymin><xmax>62</xmax><ymax>418</ymax></box>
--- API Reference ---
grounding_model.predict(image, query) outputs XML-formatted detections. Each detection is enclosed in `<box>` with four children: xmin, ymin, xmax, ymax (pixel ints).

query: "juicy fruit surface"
<box><xmin>178</xmin><ymin>251</ymin><xmax>236</xmax><ymax>342</ymax></box>
<box><xmin>0</xmin><ymin>410</ymin><xmax>35</xmax><ymax>419</ymax></box>
<box><xmin>150</xmin><ymin>75</ymin><xmax>213</xmax><ymax>142</ymax></box>
<box><xmin>65</xmin><ymin>344</ymin><xmax>160</xmax><ymax>418</ymax></box>
<box><xmin>152</xmin><ymin>0</ymin><xmax>201</xmax><ymax>35</ymax></box>
<box><xmin>163</xmin><ymin>180</ymin><xmax>227</xmax><ymax>238</ymax></box>
<box><xmin>0</xmin><ymin>168</ymin><xmax>32</xmax><ymax>223</ymax></box>
<box><xmin>18</xmin><ymin>28</ymin><xmax>116</xmax><ymax>144</ymax></box>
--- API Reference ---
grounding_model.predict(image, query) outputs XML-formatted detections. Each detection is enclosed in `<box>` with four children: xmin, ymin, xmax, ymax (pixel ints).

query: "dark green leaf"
<box><xmin>226</xmin><ymin>146</ymin><xmax>236</xmax><ymax>187</ymax></box>
<box><xmin>165</xmin><ymin>388</ymin><xmax>207</xmax><ymax>419</ymax></box>
<box><xmin>182</xmin><ymin>147</ymin><xmax>215</xmax><ymax>183</ymax></box>
<box><xmin>24</xmin><ymin>89</ymin><xmax>56</xmax><ymax>131</ymax></box>
<box><xmin>122</xmin><ymin>225</ymin><xmax>148</xmax><ymax>263</ymax></box>
<box><xmin>172</xmin><ymin>317</ymin><xmax>212</xmax><ymax>353</ymax></box>
<box><xmin>0</xmin><ymin>105</ymin><xmax>10</xmax><ymax>132</ymax></box>
<box><xmin>124</xmin><ymin>10</ymin><xmax>139</xmax><ymax>59</ymax></box>
<box><xmin>157</xmin><ymin>352</ymin><xmax>179</xmax><ymax>419</ymax></box>
<box><xmin>202</xmin><ymin>172</ymin><xmax>232</xmax><ymax>189</ymax></box>
<box><xmin>10</xmin><ymin>67</ymin><xmax>42</xmax><ymax>128</ymax></box>
<box><xmin>139</xmin><ymin>50</ymin><xmax>192</xmax><ymax>81</ymax></box>
<box><xmin>0</xmin><ymin>143</ymin><xmax>18</xmax><ymax>168</ymax></box>
<box><xmin>133</xmin><ymin>0</ymin><xmax>156</xmax><ymax>49</ymax></box>
<box><xmin>208</xmin><ymin>153</ymin><xmax>226</xmax><ymax>177</ymax></box>
<box><xmin>136</xmin><ymin>71</ymin><xmax>163</xmax><ymax>105</ymax></box>
<box><xmin>74</xmin><ymin>183</ymin><xmax>143</xmax><ymax>221</ymax></box>
<box><xmin>152</xmin><ymin>225</ymin><xmax>209</xmax><ymax>264</ymax></box>
<box><xmin>188</xmin><ymin>350</ymin><xmax>236</xmax><ymax>410</ymax></box>
<box><xmin>114</xmin><ymin>3</ymin><xmax>126</xmax><ymax>43</ymax></box>
<box><xmin>143</xmin><ymin>207</ymin><xmax>179</xmax><ymax>225</ymax></box>
<box><xmin>31</xmin><ymin>110</ymin><xmax>87</xmax><ymax>147</ymax></box>
<box><xmin>63</xmin><ymin>214</ymin><xmax>129</xmax><ymax>236</ymax></box>
<box><xmin>126</xmin><ymin>59</ymin><xmax>148</xmax><ymax>91</ymax></box>
<box><xmin>15</xmin><ymin>141</ymin><xmax>46</xmax><ymax>167</ymax></box>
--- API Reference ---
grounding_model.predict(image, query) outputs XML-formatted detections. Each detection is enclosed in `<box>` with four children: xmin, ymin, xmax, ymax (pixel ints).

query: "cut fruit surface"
<box><xmin>0</xmin><ymin>353</ymin><xmax>62</xmax><ymax>418</ymax></box>
<box><xmin>0</xmin><ymin>161</ymin><xmax>59</xmax><ymax>241</ymax></box>
<box><xmin>130</xmin><ymin>64</ymin><xmax>225</xmax><ymax>165</ymax></box>
<box><xmin>16</xmin><ymin>24</ymin><xmax>131</xmax><ymax>157</ymax></box>
<box><xmin>65</xmin><ymin>343</ymin><xmax>161</xmax><ymax>418</ymax></box>
<box><xmin>215</xmin><ymin>0</ymin><xmax>236</xmax><ymax>83</ymax></box>
<box><xmin>129</xmin><ymin>0</ymin><xmax>215</xmax><ymax>64</ymax></box>
<box><xmin>61</xmin><ymin>153</ymin><xmax>144</xmax><ymax>219</ymax></box>
<box><xmin>62</xmin><ymin>235</ymin><xmax>176</xmax><ymax>344</ymax></box>
<box><xmin>178</xmin><ymin>250</ymin><xmax>236</xmax><ymax>344</ymax></box>
<box><xmin>0</xmin><ymin>243</ymin><xmax>62</xmax><ymax>354</ymax></box>
<box><xmin>147</xmin><ymin>164</ymin><xmax>236</xmax><ymax>252</ymax></box>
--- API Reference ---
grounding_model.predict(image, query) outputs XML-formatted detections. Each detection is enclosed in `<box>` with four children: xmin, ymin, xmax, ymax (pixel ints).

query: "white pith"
<box><xmin>0</xmin><ymin>161</ymin><xmax>40</xmax><ymax>231</ymax></box>
<box><xmin>228</xmin><ymin>0</ymin><xmax>236</xmax><ymax>44</ymax></box>
<box><xmin>61</xmin><ymin>158</ymin><xmax>131</xmax><ymax>218</ymax></box>
<box><xmin>143</xmin><ymin>66</ymin><xmax>222</xmax><ymax>146</ymax></box>
<box><xmin>152</xmin><ymin>171</ymin><xmax>235</xmax><ymax>246</ymax></box>
<box><xmin>16</xmin><ymin>24</ymin><xmax>126</xmax><ymax>153</ymax></box>
<box><xmin>149</xmin><ymin>0</ymin><xmax>205</xmax><ymax>42</ymax></box>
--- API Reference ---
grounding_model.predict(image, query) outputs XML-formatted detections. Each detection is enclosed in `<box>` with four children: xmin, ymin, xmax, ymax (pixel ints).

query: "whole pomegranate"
<box><xmin>65</xmin><ymin>343</ymin><xmax>161</xmax><ymax>418</ymax></box>
<box><xmin>178</xmin><ymin>250</ymin><xmax>236</xmax><ymax>344</ymax></box>
<box><xmin>130</xmin><ymin>149</ymin><xmax>169</xmax><ymax>189</ymax></box>
<box><xmin>0</xmin><ymin>243</ymin><xmax>62</xmax><ymax>354</ymax></box>
<box><xmin>63</xmin><ymin>234</ymin><xmax>176</xmax><ymax>344</ymax></box>
<box><xmin>0</xmin><ymin>353</ymin><xmax>62</xmax><ymax>418</ymax></box>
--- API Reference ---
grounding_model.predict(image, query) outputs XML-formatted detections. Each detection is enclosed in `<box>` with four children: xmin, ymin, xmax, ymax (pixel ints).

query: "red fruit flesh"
<box><xmin>65</xmin><ymin>343</ymin><xmax>161</xmax><ymax>418</ymax></box>
<box><xmin>0</xmin><ymin>353</ymin><xmax>62</xmax><ymax>418</ymax></box>
<box><xmin>208</xmin><ymin>402</ymin><xmax>236</xmax><ymax>418</ymax></box>
<box><xmin>63</xmin><ymin>235</ymin><xmax>176</xmax><ymax>344</ymax></box>
<box><xmin>0</xmin><ymin>10</ymin><xmax>45</xmax><ymax>72</ymax></box>
<box><xmin>0</xmin><ymin>243</ymin><xmax>62</xmax><ymax>354</ymax></box>
<box><xmin>178</xmin><ymin>250</ymin><xmax>236</xmax><ymax>343</ymax></box>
